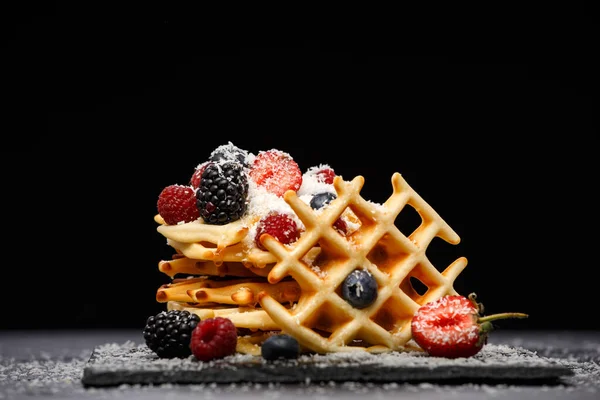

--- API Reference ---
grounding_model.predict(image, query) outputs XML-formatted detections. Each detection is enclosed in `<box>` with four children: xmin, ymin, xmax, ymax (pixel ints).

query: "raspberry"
<box><xmin>249</xmin><ymin>150</ymin><xmax>302</xmax><ymax>197</ymax></box>
<box><xmin>157</xmin><ymin>184</ymin><xmax>200</xmax><ymax>225</ymax></box>
<box><xmin>190</xmin><ymin>162</ymin><xmax>209</xmax><ymax>189</ymax></box>
<box><xmin>316</xmin><ymin>167</ymin><xmax>336</xmax><ymax>184</ymax></box>
<box><xmin>190</xmin><ymin>317</ymin><xmax>238</xmax><ymax>361</ymax></box>
<box><xmin>254</xmin><ymin>213</ymin><xmax>301</xmax><ymax>251</ymax></box>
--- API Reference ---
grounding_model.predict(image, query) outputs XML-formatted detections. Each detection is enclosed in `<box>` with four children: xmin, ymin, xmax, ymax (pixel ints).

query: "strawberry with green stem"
<box><xmin>411</xmin><ymin>293</ymin><xmax>528</xmax><ymax>358</ymax></box>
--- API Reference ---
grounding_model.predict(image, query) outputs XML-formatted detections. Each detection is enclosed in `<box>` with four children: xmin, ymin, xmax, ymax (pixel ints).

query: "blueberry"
<box><xmin>341</xmin><ymin>269</ymin><xmax>378</xmax><ymax>309</ymax></box>
<box><xmin>261</xmin><ymin>334</ymin><xmax>300</xmax><ymax>360</ymax></box>
<box><xmin>310</xmin><ymin>192</ymin><xmax>337</xmax><ymax>210</ymax></box>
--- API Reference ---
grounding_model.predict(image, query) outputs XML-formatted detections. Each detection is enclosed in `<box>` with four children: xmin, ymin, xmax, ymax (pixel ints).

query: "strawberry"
<box><xmin>157</xmin><ymin>184</ymin><xmax>200</xmax><ymax>225</ymax></box>
<box><xmin>254</xmin><ymin>212</ymin><xmax>301</xmax><ymax>251</ymax></box>
<box><xmin>411</xmin><ymin>293</ymin><xmax>528</xmax><ymax>358</ymax></box>
<box><xmin>249</xmin><ymin>149</ymin><xmax>302</xmax><ymax>197</ymax></box>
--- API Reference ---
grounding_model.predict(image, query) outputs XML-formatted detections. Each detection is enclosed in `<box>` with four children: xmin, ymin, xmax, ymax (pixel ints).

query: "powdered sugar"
<box><xmin>2</xmin><ymin>332</ymin><xmax>600</xmax><ymax>399</ymax></box>
<box><xmin>237</xmin><ymin>145</ymin><xmax>356</xmax><ymax>249</ymax></box>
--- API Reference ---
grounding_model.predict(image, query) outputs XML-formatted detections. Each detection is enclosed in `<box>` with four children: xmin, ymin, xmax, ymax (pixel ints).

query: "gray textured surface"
<box><xmin>81</xmin><ymin>342</ymin><xmax>572</xmax><ymax>386</ymax></box>
<box><xmin>1</xmin><ymin>329</ymin><xmax>600</xmax><ymax>399</ymax></box>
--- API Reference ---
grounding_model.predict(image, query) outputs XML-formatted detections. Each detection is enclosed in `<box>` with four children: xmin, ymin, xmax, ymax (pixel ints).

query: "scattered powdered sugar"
<box><xmin>2</xmin><ymin>338</ymin><xmax>599</xmax><ymax>399</ymax></box>
<box><xmin>241</xmin><ymin>155</ymin><xmax>349</xmax><ymax>250</ymax></box>
<box><xmin>298</xmin><ymin>166</ymin><xmax>338</xmax><ymax>197</ymax></box>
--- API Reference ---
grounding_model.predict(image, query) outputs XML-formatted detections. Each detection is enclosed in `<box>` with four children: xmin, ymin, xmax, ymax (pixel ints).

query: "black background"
<box><xmin>2</xmin><ymin>3</ymin><xmax>597</xmax><ymax>331</ymax></box>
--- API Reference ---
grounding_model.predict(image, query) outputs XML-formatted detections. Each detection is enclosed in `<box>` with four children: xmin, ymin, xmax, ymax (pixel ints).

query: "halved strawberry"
<box><xmin>411</xmin><ymin>293</ymin><xmax>528</xmax><ymax>358</ymax></box>
<box><xmin>249</xmin><ymin>150</ymin><xmax>302</xmax><ymax>197</ymax></box>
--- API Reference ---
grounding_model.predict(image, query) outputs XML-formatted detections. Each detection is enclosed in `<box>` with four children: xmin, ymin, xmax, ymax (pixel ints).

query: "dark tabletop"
<box><xmin>1</xmin><ymin>329</ymin><xmax>599</xmax><ymax>399</ymax></box>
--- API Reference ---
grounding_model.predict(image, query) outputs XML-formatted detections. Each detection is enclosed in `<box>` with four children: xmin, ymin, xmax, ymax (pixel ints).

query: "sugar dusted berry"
<box><xmin>309</xmin><ymin>192</ymin><xmax>347</xmax><ymax>234</ymax></box>
<box><xmin>309</xmin><ymin>192</ymin><xmax>337</xmax><ymax>210</ymax></box>
<box><xmin>190</xmin><ymin>162</ymin><xmax>209</xmax><ymax>189</ymax></box>
<box><xmin>255</xmin><ymin>212</ymin><xmax>301</xmax><ymax>251</ymax></box>
<box><xmin>190</xmin><ymin>317</ymin><xmax>238</xmax><ymax>361</ymax></box>
<box><xmin>249</xmin><ymin>149</ymin><xmax>302</xmax><ymax>197</ymax></box>
<box><xmin>157</xmin><ymin>184</ymin><xmax>201</xmax><ymax>225</ymax></box>
<box><xmin>209</xmin><ymin>142</ymin><xmax>250</xmax><ymax>166</ymax></box>
<box><xmin>341</xmin><ymin>269</ymin><xmax>378</xmax><ymax>309</ymax></box>
<box><xmin>411</xmin><ymin>293</ymin><xmax>528</xmax><ymax>358</ymax></box>
<box><xmin>316</xmin><ymin>167</ymin><xmax>336</xmax><ymax>184</ymax></box>
<box><xmin>196</xmin><ymin>161</ymin><xmax>248</xmax><ymax>225</ymax></box>
<box><xmin>143</xmin><ymin>310</ymin><xmax>200</xmax><ymax>359</ymax></box>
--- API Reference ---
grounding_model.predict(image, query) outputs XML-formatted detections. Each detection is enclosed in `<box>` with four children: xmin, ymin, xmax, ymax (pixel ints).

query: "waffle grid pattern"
<box><xmin>258</xmin><ymin>173</ymin><xmax>467</xmax><ymax>353</ymax></box>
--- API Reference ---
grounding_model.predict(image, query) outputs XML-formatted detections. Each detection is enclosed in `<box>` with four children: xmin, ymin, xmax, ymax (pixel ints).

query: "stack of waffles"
<box><xmin>154</xmin><ymin>143</ymin><xmax>467</xmax><ymax>355</ymax></box>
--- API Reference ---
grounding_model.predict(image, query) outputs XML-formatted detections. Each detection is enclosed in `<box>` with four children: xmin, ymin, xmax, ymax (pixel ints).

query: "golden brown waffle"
<box><xmin>156</xmin><ymin>277</ymin><xmax>300</xmax><ymax>306</ymax></box>
<box><xmin>155</xmin><ymin>172</ymin><xmax>466</xmax><ymax>355</ymax></box>
<box><xmin>158</xmin><ymin>258</ymin><xmax>272</xmax><ymax>279</ymax></box>
<box><xmin>256</xmin><ymin>173</ymin><xmax>467</xmax><ymax>354</ymax></box>
<box><xmin>155</xmin><ymin>215</ymin><xmax>277</xmax><ymax>268</ymax></box>
<box><xmin>167</xmin><ymin>301</ymin><xmax>284</xmax><ymax>332</ymax></box>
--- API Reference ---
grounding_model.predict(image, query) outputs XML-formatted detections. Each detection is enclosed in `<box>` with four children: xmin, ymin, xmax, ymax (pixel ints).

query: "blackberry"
<box><xmin>341</xmin><ymin>269</ymin><xmax>378</xmax><ymax>309</ymax></box>
<box><xmin>197</xmin><ymin>161</ymin><xmax>248</xmax><ymax>225</ymax></box>
<box><xmin>143</xmin><ymin>310</ymin><xmax>200</xmax><ymax>359</ymax></box>
<box><xmin>261</xmin><ymin>334</ymin><xmax>300</xmax><ymax>360</ymax></box>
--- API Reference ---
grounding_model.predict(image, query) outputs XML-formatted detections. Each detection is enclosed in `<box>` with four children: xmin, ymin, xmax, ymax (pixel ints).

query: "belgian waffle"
<box><xmin>257</xmin><ymin>173</ymin><xmax>467</xmax><ymax>353</ymax></box>
<box><xmin>155</xmin><ymin>171</ymin><xmax>466</xmax><ymax>354</ymax></box>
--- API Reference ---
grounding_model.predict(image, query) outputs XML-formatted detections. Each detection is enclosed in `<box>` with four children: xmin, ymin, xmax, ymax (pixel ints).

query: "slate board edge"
<box><xmin>81</xmin><ymin>346</ymin><xmax>574</xmax><ymax>387</ymax></box>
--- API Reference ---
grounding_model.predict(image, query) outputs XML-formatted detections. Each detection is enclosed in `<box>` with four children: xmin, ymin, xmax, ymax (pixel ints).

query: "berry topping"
<box><xmin>309</xmin><ymin>192</ymin><xmax>347</xmax><ymax>234</ymax></box>
<box><xmin>209</xmin><ymin>142</ymin><xmax>250</xmax><ymax>166</ymax></box>
<box><xmin>261</xmin><ymin>334</ymin><xmax>300</xmax><ymax>360</ymax></box>
<box><xmin>196</xmin><ymin>162</ymin><xmax>248</xmax><ymax>225</ymax></box>
<box><xmin>143</xmin><ymin>310</ymin><xmax>200</xmax><ymax>359</ymax></box>
<box><xmin>190</xmin><ymin>316</ymin><xmax>238</xmax><ymax>361</ymax></box>
<box><xmin>411</xmin><ymin>293</ymin><xmax>528</xmax><ymax>358</ymax></box>
<box><xmin>309</xmin><ymin>192</ymin><xmax>337</xmax><ymax>210</ymax></box>
<box><xmin>190</xmin><ymin>162</ymin><xmax>209</xmax><ymax>189</ymax></box>
<box><xmin>255</xmin><ymin>212</ymin><xmax>301</xmax><ymax>251</ymax></box>
<box><xmin>249</xmin><ymin>150</ymin><xmax>302</xmax><ymax>197</ymax></box>
<box><xmin>341</xmin><ymin>269</ymin><xmax>378</xmax><ymax>309</ymax></box>
<box><xmin>315</xmin><ymin>167</ymin><xmax>336</xmax><ymax>184</ymax></box>
<box><xmin>157</xmin><ymin>184</ymin><xmax>201</xmax><ymax>225</ymax></box>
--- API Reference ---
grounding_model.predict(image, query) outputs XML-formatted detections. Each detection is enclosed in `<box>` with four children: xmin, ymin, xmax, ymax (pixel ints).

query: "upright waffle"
<box><xmin>257</xmin><ymin>173</ymin><xmax>467</xmax><ymax>353</ymax></box>
<box><xmin>154</xmin><ymin>145</ymin><xmax>466</xmax><ymax>355</ymax></box>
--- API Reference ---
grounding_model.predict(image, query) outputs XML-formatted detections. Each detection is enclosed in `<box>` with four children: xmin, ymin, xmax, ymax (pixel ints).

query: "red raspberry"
<box><xmin>316</xmin><ymin>167</ymin><xmax>336</xmax><ymax>184</ymax></box>
<box><xmin>190</xmin><ymin>162</ymin><xmax>209</xmax><ymax>189</ymax></box>
<box><xmin>190</xmin><ymin>317</ymin><xmax>238</xmax><ymax>361</ymax></box>
<box><xmin>255</xmin><ymin>213</ymin><xmax>301</xmax><ymax>251</ymax></box>
<box><xmin>249</xmin><ymin>150</ymin><xmax>302</xmax><ymax>197</ymax></box>
<box><xmin>157</xmin><ymin>184</ymin><xmax>200</xmax><ymax>225</ymax></box>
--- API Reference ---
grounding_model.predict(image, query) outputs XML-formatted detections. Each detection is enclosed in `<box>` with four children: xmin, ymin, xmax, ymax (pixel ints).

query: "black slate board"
<box><xmin>82</xmin><ymin>342</ymin><xmax>574</xmax><ymax>387</ymax></box>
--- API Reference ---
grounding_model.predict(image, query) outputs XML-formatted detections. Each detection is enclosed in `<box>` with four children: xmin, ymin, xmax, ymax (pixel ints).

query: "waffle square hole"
<box><xmin>400</xmin><ymin>272</ymin><xmax>431</xmax><ymax>303</ymax></box>
<box><xmin>370</xmin><ymin>296</ymin><xmax>415</xmax><ymax>333</ymax></box>
<box><xmin>303</xmin><ymin>300</ymin><xmax>354</xmax><ymax>335</ymax></box>
<box><xmin>304</xmin><ymin>249</ymin><xmax>352</xmax><ymax>278</ymax></box>
<box><xmin>366</xmin><ymin>239</ymin><xmax>411</xmax><ymax>275</ymax></box>
<box><xmin>395</xmin><ymin>203</ymin><xmax>422</xmax><ymax>239</ymax></box>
